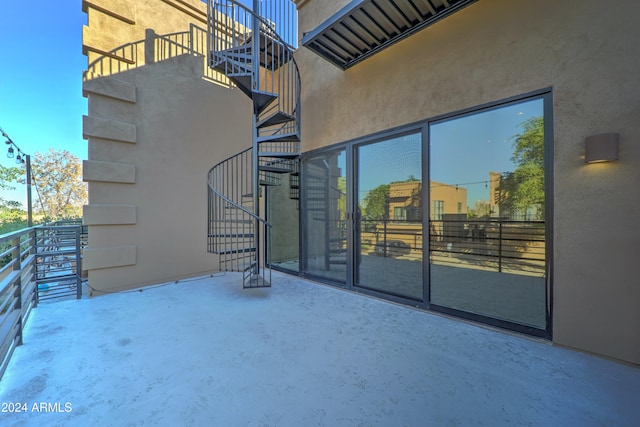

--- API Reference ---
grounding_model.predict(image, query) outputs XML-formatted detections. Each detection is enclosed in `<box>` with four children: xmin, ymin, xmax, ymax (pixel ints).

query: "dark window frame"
<box><xmin>290</xmin><ymin>88</ymin><xmax>553</xmax><ymax>339</ymax></box>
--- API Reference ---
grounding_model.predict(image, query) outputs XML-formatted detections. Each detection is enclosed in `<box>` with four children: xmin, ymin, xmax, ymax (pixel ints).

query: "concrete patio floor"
<box><xmin>0</xmin><ymin>271</ymin><xmax>638</xmax><ymax>426</ymax></box>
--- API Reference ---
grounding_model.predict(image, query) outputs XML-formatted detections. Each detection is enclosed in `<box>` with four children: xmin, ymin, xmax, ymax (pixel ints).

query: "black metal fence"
<box><xmin>0</xmin><ymin>222</ymin><xmax>86</xmax><ymax>379</ymax></box>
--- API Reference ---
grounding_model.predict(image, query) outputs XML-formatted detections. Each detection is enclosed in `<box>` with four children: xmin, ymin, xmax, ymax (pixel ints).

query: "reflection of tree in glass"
<box><xmin>362</xmin><ymin>184</ymin><xmax>390</xmax><ymax>222</ymax></box>
<box><xmin>336</xmin><ymin>176</ymin><xmax>346</xmax><ymax>217</ymax></box>
<box><xmin>495</xmin><ymin>117</ymin><xmax>544</xmax><ymax>220</ymax></box>
<box><xmin>361</xmin><ymin>175</ymin><xmax>421</xmax><ymax>230</ymax></box>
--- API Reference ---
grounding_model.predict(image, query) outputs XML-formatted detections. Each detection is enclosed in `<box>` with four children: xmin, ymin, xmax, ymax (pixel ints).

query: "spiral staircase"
<box><xmin>206</xmin><ymin>0</ymin><xmax>300</xmax><ymax>288</ymax></box>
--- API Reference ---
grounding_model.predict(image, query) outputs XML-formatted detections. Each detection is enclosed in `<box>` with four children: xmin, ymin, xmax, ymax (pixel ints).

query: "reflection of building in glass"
<box><xmin>489</xmin><ymin>171</ymin><xmax>503</xmax><ymax>218</ymax></box>
<box><xmin>490</xmin><ymin>171</ymin><xmax>542</xmax><ymax>220</ymax></box>
<box><xmin>388</xmin><ymin>181</ymin><xmax>421</xmax><ymax>220</ymax></box>
<box><xmin>386</xmin><ymin>180</ymin><xmax>467</xmax><ymax>221</ymax></box>
<box><xmin>429</xmin><ymin>181</ymin><xmax>467</xmax><ymax>220</ymax></box>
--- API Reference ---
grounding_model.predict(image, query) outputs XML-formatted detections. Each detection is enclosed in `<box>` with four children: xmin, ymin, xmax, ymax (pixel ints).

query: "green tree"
<box><xmin>0</xmin><ymin>200</ymin><xmax>27</xmax><ymax>235</ymax></box>
<box><xmin>31</xmin><ymin>149</ymin><xmax>87</xmax><ymax>219</ymax></box>
<box><xmin>496</xmin><ymin>117</ymin><xmax>545</xmax><ymax>219</ymax></box>
<box><xmin>336</xmin><ymin>176</ymin><xmax>346</xmax><ymax>218</ymax></box>
<box><xmin>0</xmin><ymin>164</ymin><xmax>23</xmax><ymax>190</ymax></box>
<box><xmin>0</xmin><ymin>164</ymin><xmax>28</xmax><ymax>234</ymax></box>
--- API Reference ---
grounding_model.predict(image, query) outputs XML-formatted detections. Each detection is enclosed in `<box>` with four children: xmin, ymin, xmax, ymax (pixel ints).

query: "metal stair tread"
<box><xmin>257</xmin><ymin>151</ymin><xmax>299</xmax><ymax>159</ymax></box>
<box><xmin>256</xmin><ymin>111</ymin><xmax>295</xmax><ymax>129</ymax></box>
<box><xmin>217</xmin><ymin>247</ymin><xmax>257</xmax><ymax>255</ymax></box>
<box><xmin>258</xmin><ymin>164</ymin><xmax>294</xmax><ymax>173</ymax></box>
<box><xmin>252</xmin><ymin>90</ymin><xmax>279</xmax><ymax>114</ymax></box>
<box><xmin>212</xmin><ymin>55</ymin><xmax>251</xmax><ymax>71</ymax></box>
<box><xmin>228</xmin><ymin>75</ymin><xmax>253</xmax><ymax>98</ymax></box>
<box><xmin>208</xmin><ymin>233</ymin><xmax>255</xmax><ymax>238</ymax></box>
<box><xmin>257</xmin><ymin>132</ymin><xmax>300</xmax><ymax>143</ymax></box>
<box><xmin>214</xmin><ymin>47</ymin><xmax>253</xmax><ymax>61</ymax></box>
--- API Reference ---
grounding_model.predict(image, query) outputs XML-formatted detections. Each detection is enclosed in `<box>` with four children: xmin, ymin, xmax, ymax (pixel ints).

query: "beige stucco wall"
<box><xmin>84</xmin><ymin>54</ymin><xmax>251</xmax><ymax>292</ymax></box>
<box><xmin>83</xmin><ymin>0</ymin><xmax>252</xmax><ymax>292</ymax></box>
<box><xmin>83</xmin><ymin>0</ymin><xmax>208</xmax><ymax>66</ymax></box>
<box><xmin>295</xmin><ymin>0</ymin><xmax>640</xmax><ymax>364</ymax></box>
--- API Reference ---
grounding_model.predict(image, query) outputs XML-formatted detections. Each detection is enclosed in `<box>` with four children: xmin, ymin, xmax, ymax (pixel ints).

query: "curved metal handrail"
<box><xmin>207</xmin><ymin>1</ymin><xmax>298</xmax><ymax>285</ymax></box>
<box><xmin>207</xmin><ymin>146</ymin><xmax>270</xmax><ymax>226</ymax></box>
<box><xmin>207</xmin><ymin>170</ymin><xmax>272</xmax><ymax>228</ymax></box>
<box><xmin>208</xmin><ymin>0</ymin><xmax>301</xmax><ymax>132</ymax></box>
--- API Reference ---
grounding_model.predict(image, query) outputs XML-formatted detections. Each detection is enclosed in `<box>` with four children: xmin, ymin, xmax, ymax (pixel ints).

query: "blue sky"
<box><xmin>1</xmin><ymin>2</ymin><xmax>87</xmax><ymax>205</ymax></box>
<box><xmin>355</xmin><ymin>98</ymin><xmax>543</xmax><ymax>203</ymax></box>
<box><xmin>1</xmin><ymin>3</ymin><xmax>88</xmax><ymax>159</ymax></box>
<box><xmin>0</xmin><ymin>1</ymin><xmax>258</xmax><ymax>206</ymax></box>
<box><xmin>430</xmin><ymin>98</ymin><xmax>543</xmax><ymax>204</ymax></box>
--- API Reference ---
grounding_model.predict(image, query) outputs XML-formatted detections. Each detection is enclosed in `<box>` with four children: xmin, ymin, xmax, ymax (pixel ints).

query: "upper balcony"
<box><xmin>302</xmin><ymin>0</ymin><xmax>477</xmax><ymax>69</ymax></box>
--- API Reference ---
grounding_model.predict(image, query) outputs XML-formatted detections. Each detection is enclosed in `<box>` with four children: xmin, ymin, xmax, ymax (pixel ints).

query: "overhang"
<box><xmin>301</xmin><ymin>0</ymin><xmax>478</xmax><ymax>69</ymax></box>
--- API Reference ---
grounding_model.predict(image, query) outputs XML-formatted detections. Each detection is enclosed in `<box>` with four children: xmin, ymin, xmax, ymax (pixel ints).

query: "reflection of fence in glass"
<box><xmin>359</xmin><ymin>218</ymin><xmax>544</xmax><ymax>277</ymax></box>
<box><xmin>430</xmin><ymin>219</ymin><xmax>545</xmax><ymax>277</ymax></box>
<box><xmin>360</xmin><ymin>219</ymin><xmax>422</xmax><ymax>261</ymax></box>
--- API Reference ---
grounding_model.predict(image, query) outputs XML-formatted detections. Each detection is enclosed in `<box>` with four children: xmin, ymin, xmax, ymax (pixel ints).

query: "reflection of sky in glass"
<box><xmin>357</xmin><ymin>133</ymin><xmax>422</xmax><ymax>195</ymax></box>
<box><xmin>430</xmin><ymin>98</ymin><xmax>543</xmax><ymax>204</ymax></box>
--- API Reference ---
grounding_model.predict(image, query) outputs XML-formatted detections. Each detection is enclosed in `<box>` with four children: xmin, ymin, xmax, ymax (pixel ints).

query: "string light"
<box><xmin>431</xmin><ymin>178</ymin><xmax>502</xmax><ymax>190</ymax></box>
<box><xmin>0</xmin><ymin>126</ymin><xmax>33</xmax><ymax>226</ymax></box>
<box><xmin>1</xmin><ymin>127</ymin><xmax>28</xmax><ymax>164</ymax></box>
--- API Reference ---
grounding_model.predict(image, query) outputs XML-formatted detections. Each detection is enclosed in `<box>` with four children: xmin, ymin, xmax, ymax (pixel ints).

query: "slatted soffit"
<box><xmin>301</xmin><ymin>0</ymin><xmax>478</xmax><ymax>69</ymax></box>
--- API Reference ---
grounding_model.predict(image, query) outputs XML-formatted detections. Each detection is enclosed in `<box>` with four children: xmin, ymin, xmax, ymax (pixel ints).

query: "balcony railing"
<box><xmin>0</xmin><ymin>222</ymin><xmax>87</xmax><ymax>379</ymax></box>
<box><xmin>0</xmin><ymin>227</ymin><xmax>37</xmax><ymax>378</ymax></box>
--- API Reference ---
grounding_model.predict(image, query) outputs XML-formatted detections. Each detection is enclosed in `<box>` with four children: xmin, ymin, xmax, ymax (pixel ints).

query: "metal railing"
<box><xmin>208</xmin><ymin>0</ymin><xmax>301</xmax><ymax>144</ymax></box>
<box><xmin>0</xmin><ymin>222</ymin><xmax>87</xmax><ymax>379</ymax></box>
<box><xmin>206</xmin><ymin>1</ymin><xmax>299</xmax><ymax>288</ymax></box>
<box><xmin>0</xmin><ymin>227</ymin><xmax>36</xmax><ymax>379</ymax></box>
<box><xmin>84</xmin><ymin>24</ymin><xmax>229</xmax><ymax>86</ymax></box>
<box><xmin>34</xmin><ymin>225</ymin><xmax>85</xmax><ymax>302</ymax></box>
<box><xmin>207</xmin><ymin>148</ymin><xmax>272</xmax><ymax>287</ymax></box>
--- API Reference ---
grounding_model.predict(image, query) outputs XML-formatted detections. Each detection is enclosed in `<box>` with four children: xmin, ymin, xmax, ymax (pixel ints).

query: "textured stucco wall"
<box><xmin>82</xmin><ymin>0</ymin><xmax>252</xmax><ymax>292</ymax></box>
<box><xmin>295</xmin><ymin>0</ymin><xmax>640</xmax><ymax>364</ymax></box>
<box><xmin>84</xmin><ymin>55</ymin><xmax>251</xmax><ymax>292</ymax></box>
<box><xmin>83</xmin><ymin>0</ymin><xmax>208</xmax><ymax>66</ymax></box>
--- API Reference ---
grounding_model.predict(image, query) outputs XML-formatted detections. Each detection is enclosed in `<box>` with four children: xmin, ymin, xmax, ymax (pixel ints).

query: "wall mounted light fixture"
<box><xmin>585</xmin><ymin>132</ymin><xmax>619</xmax><ymax>163</ymax></box>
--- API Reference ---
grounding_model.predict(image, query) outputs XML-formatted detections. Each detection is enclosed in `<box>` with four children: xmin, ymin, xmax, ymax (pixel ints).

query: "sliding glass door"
<box><xmin>429</xmin><ymin>97</ymin><xmax>548</xmax><ymax>329</ymax></box>
<box><xmin>355</xmin><ymin>133</ymin><xmax>423</xmax><ymax>301</ymax></box>
<box><xmin>301</xmin><ymin>148</ymin><xmax>347</xmax><ymax>284</ymax></box>
<box><xmin>268</xmin><ymin>167</ymin><xmax>300</xmax><ymax>273</ymax></box>
<box><xmin>295</xmin><ymin>91</ymin><xmax>550</xmax><ymax>336</ymax></box>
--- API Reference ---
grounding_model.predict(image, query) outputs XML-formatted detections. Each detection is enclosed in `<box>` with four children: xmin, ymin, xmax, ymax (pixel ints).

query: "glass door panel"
<box><xmin>429</xmin><ymin>98</ymin><xmax>547</xmax><ymax>329</ymax></box>
<box><xmin>268</xmin><ymin>166</ymin><xmax>300</xmax><ymax>273</ymax></box>
<box><xmin>301</xmin><ymin>148</ymin><xmax>347</xmax><ymax>283</ymax></box>
<box><xmin>355</xmin><ymin>133</ymin><xmax>423</xmax><ymax>300</ymax></box>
